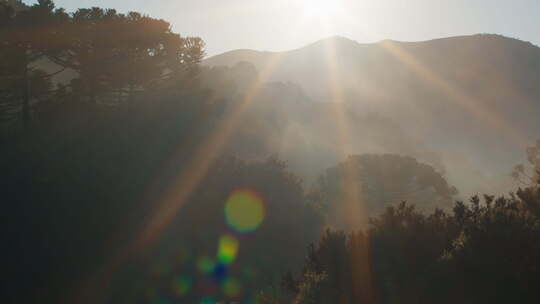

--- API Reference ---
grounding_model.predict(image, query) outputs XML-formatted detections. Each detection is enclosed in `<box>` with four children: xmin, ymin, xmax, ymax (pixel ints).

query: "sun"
<box><xmin>304</xmin><ymin>0</ymin><xmax>344</xmax><ymax>19</ymax></box>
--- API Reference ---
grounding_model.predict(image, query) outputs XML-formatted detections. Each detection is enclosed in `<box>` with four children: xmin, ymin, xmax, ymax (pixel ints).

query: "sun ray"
<box><xmin>69</xmin><ymin>4</ymin><xmax>532</xmax><ymax>303</ymax></box>
<box><xmin>136</xmin><ymin>10</ymin><xmax>317</xmax><ymax>253</ymax></box>
<box><xmin>71</xmin><ymin>15</ymin><xmax>314</xmax><ymax>304</ymax></box>
<box><xmin>137</xmin><ymin>55</ymin><xmax>284</xmax><ymax>250</ymax></box>
<box><xmin>320</xmin><ymin>27</ymin><xmax>376</xmax><ymax>303</ymax></box>
<box><xmin>333</xmin><ymin>12</ymin><xmax>530</xmax><ymax>148</ymax></box>
<box><xmin>322</xmin><ymin>35</ymin><xmax>369</xmax><ymax>230</ymax></box>
<box><xmin>378</xmin><ymin>40</ymin><xmax>529</xmax><ymax>146</ymax></box>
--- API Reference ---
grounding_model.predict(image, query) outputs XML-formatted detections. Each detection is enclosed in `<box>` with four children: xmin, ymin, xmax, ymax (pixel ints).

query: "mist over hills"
<box><xmin>9</xmin><ymin>0</ymin><xmax>536</xmax><ymax>197</ymax></box>
<box><xmin>203</xmin><ymin>34</ymin><xmax>540</xmax><ymax>197</ymax></box>
<box><xmin>6</xmin><ymin>2</ymin><xmax>540</xmax><ymax>302</ymax></box>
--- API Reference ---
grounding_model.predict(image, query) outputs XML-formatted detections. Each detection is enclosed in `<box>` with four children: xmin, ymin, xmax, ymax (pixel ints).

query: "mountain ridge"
<box><xmin>204</xmin><ymin>34</ymin><xmax>538</xmax><ymax>65</ymax></box>
<box><xmin>202</xmin><ymin>33</ymin><xmax>540</xmax><ymax>197</ymax></box>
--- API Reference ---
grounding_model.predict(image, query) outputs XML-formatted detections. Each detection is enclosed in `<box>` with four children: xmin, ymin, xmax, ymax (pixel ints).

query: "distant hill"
<box><xmin>204</xmin><ymin>34</ymin><xmax>540</xmax><ymax>196</ymax></box>
<box><xmin>205</xmin><ymin>34</ymin><xmax>540</xmax><ymax>108</ymax></box>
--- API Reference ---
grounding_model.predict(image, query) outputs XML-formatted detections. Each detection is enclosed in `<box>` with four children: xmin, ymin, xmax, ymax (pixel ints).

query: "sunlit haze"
<box><xmin>23</xmin><ymin>0</ymin><xmax>540</xmax><ymax>55</ymax></box>
<box><xmin>5</xmin><ymin>1</ymin><xmax>540</xmax><ymax>303</ymax></box>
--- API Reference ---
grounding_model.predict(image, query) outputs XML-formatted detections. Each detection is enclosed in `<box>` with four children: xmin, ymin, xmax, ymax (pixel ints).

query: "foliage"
<box><xmin>133</xmin><ymin>157</ymin><xmax>322</xmax><ymax>303</ymax></box>
<box><xmin>0</xmin><ymin>0</ymin><xmax>205</xmax><ymax>133</ymax></box>
<box><xmin>313</xmin><ymin>154</ymin><xmax>457</xmax><ymax>229</ymax></box>
<box><xmin>0</xmin><ymin>0</ymin><xmax>68</xmax><ymax>131</ymax></box>
<box><xmin>1</xmin><ymin>2</ymin><xmax>210</xmax><ymax>303</ymax></box>
<box><xmin>286</xmin><ymin>188</ymin><xmax>540</xmax><ymax>304</ymax></box>
<box><xmin>3</xmin><ymin>2</ymin><xmax>540</xmax><ymax>304</ymax></box>
<box><xmin>512</xmin><ymin>139</ymin><xmax>540</xmax><ymax>186</ymax></box>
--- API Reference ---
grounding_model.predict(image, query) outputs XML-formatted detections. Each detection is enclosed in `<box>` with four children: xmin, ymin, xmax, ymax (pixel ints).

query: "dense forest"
<box><xmin>2</xmin><ymin>1</ymin><xmax>540</xmax><ymax>304</ymax></box>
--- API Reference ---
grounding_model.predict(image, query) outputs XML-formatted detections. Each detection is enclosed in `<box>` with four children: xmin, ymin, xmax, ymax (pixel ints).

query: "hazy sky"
<box><xmin>23</xmin><ymin>0</ymin><xmax>540</xmax><ymax>56</ymax></box>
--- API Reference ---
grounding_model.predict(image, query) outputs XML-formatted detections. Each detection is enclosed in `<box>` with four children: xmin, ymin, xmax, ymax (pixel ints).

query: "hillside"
<box><xmin>203</xmin><ymin>34</ymin><xmax>540</xmax><ymax>196</ymax></box>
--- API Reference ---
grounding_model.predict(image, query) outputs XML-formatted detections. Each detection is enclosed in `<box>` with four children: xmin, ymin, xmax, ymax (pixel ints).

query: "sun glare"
<box><xmin>304</xmin><ymin>0</ymin><xmax>344</xmax><ymax>19</ymax></box>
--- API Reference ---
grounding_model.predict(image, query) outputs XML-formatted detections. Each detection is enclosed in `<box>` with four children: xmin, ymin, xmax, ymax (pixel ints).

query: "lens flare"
<box><xmin>224</xmin><ymin>189</ymin><xmax>265</xmax><ymax>233</ymax></box>
<box><xmin>172</xmin><ymin>275</ymin><xmax>192</xmax><ymax>296</ymax></box>
<box><xmin>213</xmin><ymin>263</ymin><xmax>228</xmax><ymax>282</ymax></box>
<box><xmin>200</xmin><ymin>297</ymin><xmax>217</xmax><ymax>304</ymax></box>
<box><xmin>217</xmin><ymin>235</ymin><xmax>239</xmax><ymax>264</ymax></box>
<box><xmin>197</xmin><ymin>256</ymin><xmax>216</xmax><ymax>274</ymax></box>
<box><xmin>222</xmin><ymin>278</ymin><xmax>242</xmax><ymax>298</ymax></box>
<box><xmin>152</xmin><ymin>297</ymin><xmax>173</xmax><ymax>304</ymax></box>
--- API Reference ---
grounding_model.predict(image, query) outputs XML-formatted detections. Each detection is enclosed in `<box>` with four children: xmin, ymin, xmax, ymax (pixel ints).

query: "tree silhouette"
<box><xmin>313</xmin><ymin>154</ymin><xmax>457</xmax><ymax>229</ymax></box>
<box><xmin>44</xmin><ymin>7</ymin><xmax>205</xmax><ymax>104</ymax></box>
<box><xmin>131</xmin><ymin>157</ymin><xmax>322</xmax><ymax>304</ymax></box>
<box><xmin>0</xmin><ymin>0</ymin><xmax>68</xmax><ymax>132</ymax></box>
<box><xmin>1</xmin><ymin>2</ymin><xmax>212</xmax><ymax>303</ymax></box>
<box><xmin>286</xmin><ymin>188</ymin><xmax>540</xmax><ymax>304</ymax></box>
<box><xmin>3</xmin><ymin>2</ymin><xmax>540</xmax><ymax>304</ymax></box>
<box><xmin>512</xmin><ymin>139</ymin><xmax>540</xmax><ymax>186</ymax></box>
